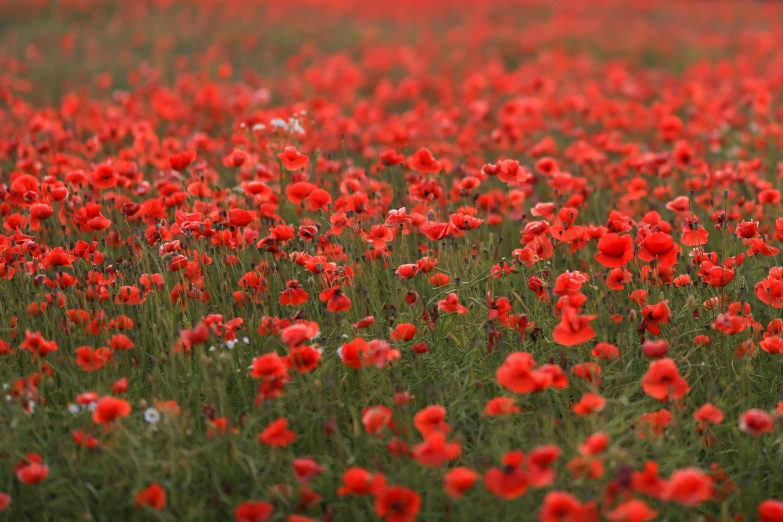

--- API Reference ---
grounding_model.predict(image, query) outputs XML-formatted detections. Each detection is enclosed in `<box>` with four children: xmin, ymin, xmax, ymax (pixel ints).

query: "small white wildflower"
<box><xmin>87</xmin><ymin>402</ymin><xmax>98</xmax><ymax>412</ymax></box>
<box><xmin>144</xmin><ymin>408</ymin><xmax>161</xmax><ymax>424</ymax></box>
<box><xmin>291</xmin><ymin>121</ymin><xmax>305</xmax><ymax>136</ymax></box>
<box><xmin>336</xmin><ymin>345</ymin><xmax>344</xmax><ymax>361</ymax></box>
<box><xmin>252</xmin><ymin>123</ymin><xmax>266</xmax><ymax>132</ymax></box>
<box><xmin>2</xmin><ymin>383</ymin><xmax>9</xmax><ymax>391</ymax></box>
<box><xmin>209</xmin><ymin>345</ymin><xmax>217</xmax><ymax>352</ymax></box>
<box><xmin>243</xmin><ymin>337</ymin><xmax>250</xmax><ymax>344</ymax></box>
<box><xmin>226</xmin><ymin>339</ymin><xmax>237</xmax><ymax>350</ymax></box>
<box><xmin>270</xmin><ymin>118</ymin><xmax>288</xmax><ymax>130</ymax></box>
<box><xmin>67</xmin><ymin>403</ymin><xmax>81</xmax><ymax>415</ymax></box>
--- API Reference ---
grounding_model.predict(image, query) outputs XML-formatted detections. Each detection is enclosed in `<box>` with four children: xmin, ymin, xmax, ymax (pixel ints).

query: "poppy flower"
<box><xmin>438</xmin><ymin>293</ymin><xmax>467</xmax><ymax>314</ymax></box>
<box><xmin>637</xmin><ymin>231</ymin><xmax>678</xmax><ymax>268</ymax></box>
<box><xmin>606</xmin><ymin>267</ymin><xmax>632</xmax><ymax>291</ymax></box>
<box><xmin>292</xmin><ymin>457</ymin><xmax>324</xmax><ymax>483</ymax></box>
<box><xmin>739</xmin><ymin>409</ymin><xmax>773</xmax><ymax>435</ymax></box>
<box><xmin>338</xmin><ymin>467</ymin><xmax>386</xmax><ymax>496</ymax></box>
<box><xmin>594</xmin><ymin>233</ymin><xmax>634</xmax><ymax>267</ymax></box>
<box><xmin>553</xmin><ymin>306</ymin><xmax>597</xmax><ymax>347</ymax></box>
<box><xmin>170</xmin><ymin>150</ymin><xmax>196</xmax><ymax>171</ymax></box>
<box><xmin>234</xmin><ymin>501</ymin><xmax>273</xmax><ymax>522</ymax></box>
<box><xmin>0</xmin><ymin>493</ymin><xmax>9</xmax><ymax>511</ymax></box>
<box><xmin>539</xmin><ymin>491</ymin><xmax>596</xmax><ymax>522</ymax></box>
<box><xmin>444</xmin><ymin>468</ymin><xmax>478</xmax><ymax>499</ymax></box>
<box><xmin>285</xmin><ymin>181</ymin><xmax>316</xmax><ymax>204</ymax></box>
<box><xmin>390</xmin><ymin>323</ymin><xmax>416</xmax><ymax>342</ymax></box>
<box><xmin>223</xmin><ymin>149</ymin><xmax>248</xmax><ymax>168</ymax></box>
<box><xmin>366</xmin><ymin>224</ymin><xmax>394</xmax><ymax>250</ymax></box>
<box><xmin>607</xmin><ymin>499</ymin><xmax>658</xmax><ymax>522</ymax></box>
<box><xmin>760</xmin><ymin>500</ymin><xmax>783</xmax><ymax>522</ymax></box>
<box><xmin>496</xmin><ymin>352</ymin><xmax>550</xmax><ymax>394</ymax></box>
<box><xmin>75</xmin><ymin>346</ymin><xmax>113</xmax><ymax>372</ymax></box>
<box><xmin>278</xmin><ymin>146</ymin><xmax>309</xmax><ymax>170</ymax></box>
<box><xmin>412</xmin><ymin>431</ymin><xmax>461</xmax><ymax>467</ymax></box>
<box><xmin>640</xmin><ymin>301</ymin><xmax>670</xmax><ymax>336</ymax></box>
<box><xmin>641</xmin><ymin>358</ymin><xmax>689</xmax><ymax>401</ymax></box>
<box><xmin>228</xmin><ymin>208</ymin><xmax>253</xmax><ymax>227</ymax></box>
<box><xmin>485</xmin><ymin>397</ymin><xmax>520</xmax><ymax>416</ymax></box>
<box><xmin>338</xmin><ymin>337</ymin><xmax>372</xmax><ymax>369</ymax></box>
<box><xmin>259</xmin><ymin>418</ymin><xmax>296</xmax><ymax>447</ymax></box>
<box><xmin>14</xmin><ymin>454</ymin><xmax>49</xmax><ymax>484</ymax></box>
<box><xmin>279</xmin><ymin>280</ymin><xmax>309</xmax><ymax>306</ymax></box>
<box><xmin>135</xmin><ymin>483</ymin><xmax>166</xmax><ymax>510</ymax></box>
<box><xmin>527</xmin><ymin>445</ymin><xmax>560</xmax><ymax>487</ymax></box>
<box><xmin>681</xmin><ymin>220</ymin><xmax>709</xmax><ymax>246</ymax></box>
<box><xmin>409</xmin><ymin>148</ymin><xmax>441</xmax><ymax>173</ymax></box>
<box><xmin>572</xmin><ymin>393</ymin><xmax>605</xmax><ymax>416</ymax></box>
<box><xmin>89</xmin><ymin>164</ymin><xmax>118</xmax><ymax>189</ymax></box>
<box><xmin>641</xmin><ymin>339</ymin><xmax>668</xmax><ymax>359</ymax></box>
<box><xmin>484</xmin><ymin>451</ymin><xmax>528</xmax><ymax>499</ymax></box>
<box><xmin>92</xmin><ymin>396</ymin><xmax>132</xmax><ymax>424</ymax></box>
<box><xmin>362</xmin><ymin>406</ymin><xmax>394</xmax><ymax>435</ymax></box>
<box><xmin>286</xmin><ymin>345</ymin><xmax>321</xmax><ymax>373</ymax></box>
<box><xmin>664</xmin><ymin>468</ymin><xmax>712</xmax><ymax>507</ymax></box>
<box><xmin>375</xmin><ymin>486</ymin><xmax>421</xmax><ymax>522</ymax></box>
<box><xmin>591</xmin><ymin>342</ymin><xmax>619</xmax><ymax>361</ymax></box>
<box><xmin>413</xmin><ymin>405</ymin><xmax>450</xmax><ymax>436</ymax></box>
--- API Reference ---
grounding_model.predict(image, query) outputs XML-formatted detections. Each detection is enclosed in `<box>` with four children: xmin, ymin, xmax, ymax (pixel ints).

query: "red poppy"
<box><xmin>390</xmin><ymin>323</ymin><xmax>416</xmax><ymax>341</ymax></box>
<box><xmin>553</xmin><ymin>306</ymin><xmax>597</xmax><ymax>346</ymax></box>
<box><xmin>92</xmin><ymin>396</ymin><xmax>132</xmax><ymax>424</ymax></box>
<box><xmin>278</xmin><ymin>146</ymin><xmax>309</xmax><ymax>170</ymax></box>
<box><xmin>259</xmin><ymin>418</ymin><xmax>296</xmax><ymax>447</ymax></box>
<box><xmin>14</xmin><ymin>454</ymin><xmax>49</xmax><ymax>484</ymax></box>
<box><xmin>485</xmin><ymin>397</ymin><xmax>520</xmax><ymax>416</ymax></box>
<box><xmin>739</xmin><ymin>409</ymin><xmax>773</xmax><ymax>435</ymax></box>
<box><xmin>607</xmin><ymin>499</ymin><xmax>657</xmax><ymax>522</ymax></box>
<box><xmin>409</xmin><ymin>148</ymin><xmax>441</xmax><ymax>173</ymax></box>
<box><xmin>637</xmin><ymin>231</ymin><xmax>678</xmax><ymax>268</ymax></box>
<box><xmin>594</xmin><ymin>233</ymin><xmax>634</xmax><ymax>267</ymax></box>
<box><xmin>135</xmin><ymin>483</ymin><xmax>166</xmax><ymax>510</ymax></box>
<box><xmin>412</xmin><ymin>431</ymin><xmax>461</xmax><ymax>467</ymax></box>
<box><xmin>338</xmin><ymin>467</ymin><xmax>386</xmax><ymax>496</ymax></box>
<box><xmin>484</xmin><ymin>451</ymin><xmax>528</xmax><ymax>499</ymax></box>
<box><xmin>664</xmin><ymin>468</ymin><xmax>712</xmax><ymax>507</ymax></box>
<box><xmin>760</xmin><ymin>500</ymin><xmax>783</xmax><ymax>522</ymax></box>
<box><xmin>234</xmin><ymin>501</ymin><xmax>273</xmax><ymax>522</ymax></box>
<box><xmin>170</xmin><ymin>150</ymin><xmax>196</xmax><ymax>172</ymax></box>
<box><xmin>374</xmin><ymin>486</ymin><xmax>421</xmax><ymax>522</ymax></box>
<box><xmin>539</xmin><ymin>491</ymin><xmax>597</xmax><ymax>522</ymax></box>
<box><xmin>641</xmin><ymin>358</ymin><xmax>689</xmax><ymax>401</ymax></box>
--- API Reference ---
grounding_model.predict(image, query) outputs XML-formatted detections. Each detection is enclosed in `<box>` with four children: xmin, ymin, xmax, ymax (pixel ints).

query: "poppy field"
<box><xmin>4</xmin><ymin>0</ymin><xmax>783</xmax><ymax>520</ymax></box>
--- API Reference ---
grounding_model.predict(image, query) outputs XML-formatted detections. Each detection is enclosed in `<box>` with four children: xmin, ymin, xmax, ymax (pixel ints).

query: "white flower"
<box><xmin>270</xmin><ymin>118</ymin><xmax>288</xmax><ymax>130</ymax></box>
<box><xmin>67</xmin><ymin>404</ymin><xmax>81</xmax><ymax>415</ymax></box>
<box><xmin>209</xmin><ymin>345</ymin><xmax>217</xmax><ymax>352</ymax></box>
<box><xmin>226</xmin><ymin>339</ymin><xmax>237</xmax><ymax>350</ymax></box>
<box><xmin>144</xmin><ymin>408</ymin><xmax>161</xmax><ymax>424</ymax></box>
<box><xmin>87</xmin><ymin>402</ymin><xmax>98</xmax><ymax>412</ymax></box>
<box><xmin>252</xmin><ymin>123</ymin><xmax>266</xmax><ymax>132</ymax></box>
<box><xmin>243</xmin><ymin>337</ymin><xmax>250</xmax><ymax>344</ymax></box>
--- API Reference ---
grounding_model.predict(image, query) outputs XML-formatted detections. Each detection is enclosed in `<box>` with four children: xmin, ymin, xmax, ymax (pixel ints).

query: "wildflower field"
<box><xmin>4</xmin><ymin>0</ymin><xmax>783</xmax><ymax>520</ymax></box>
